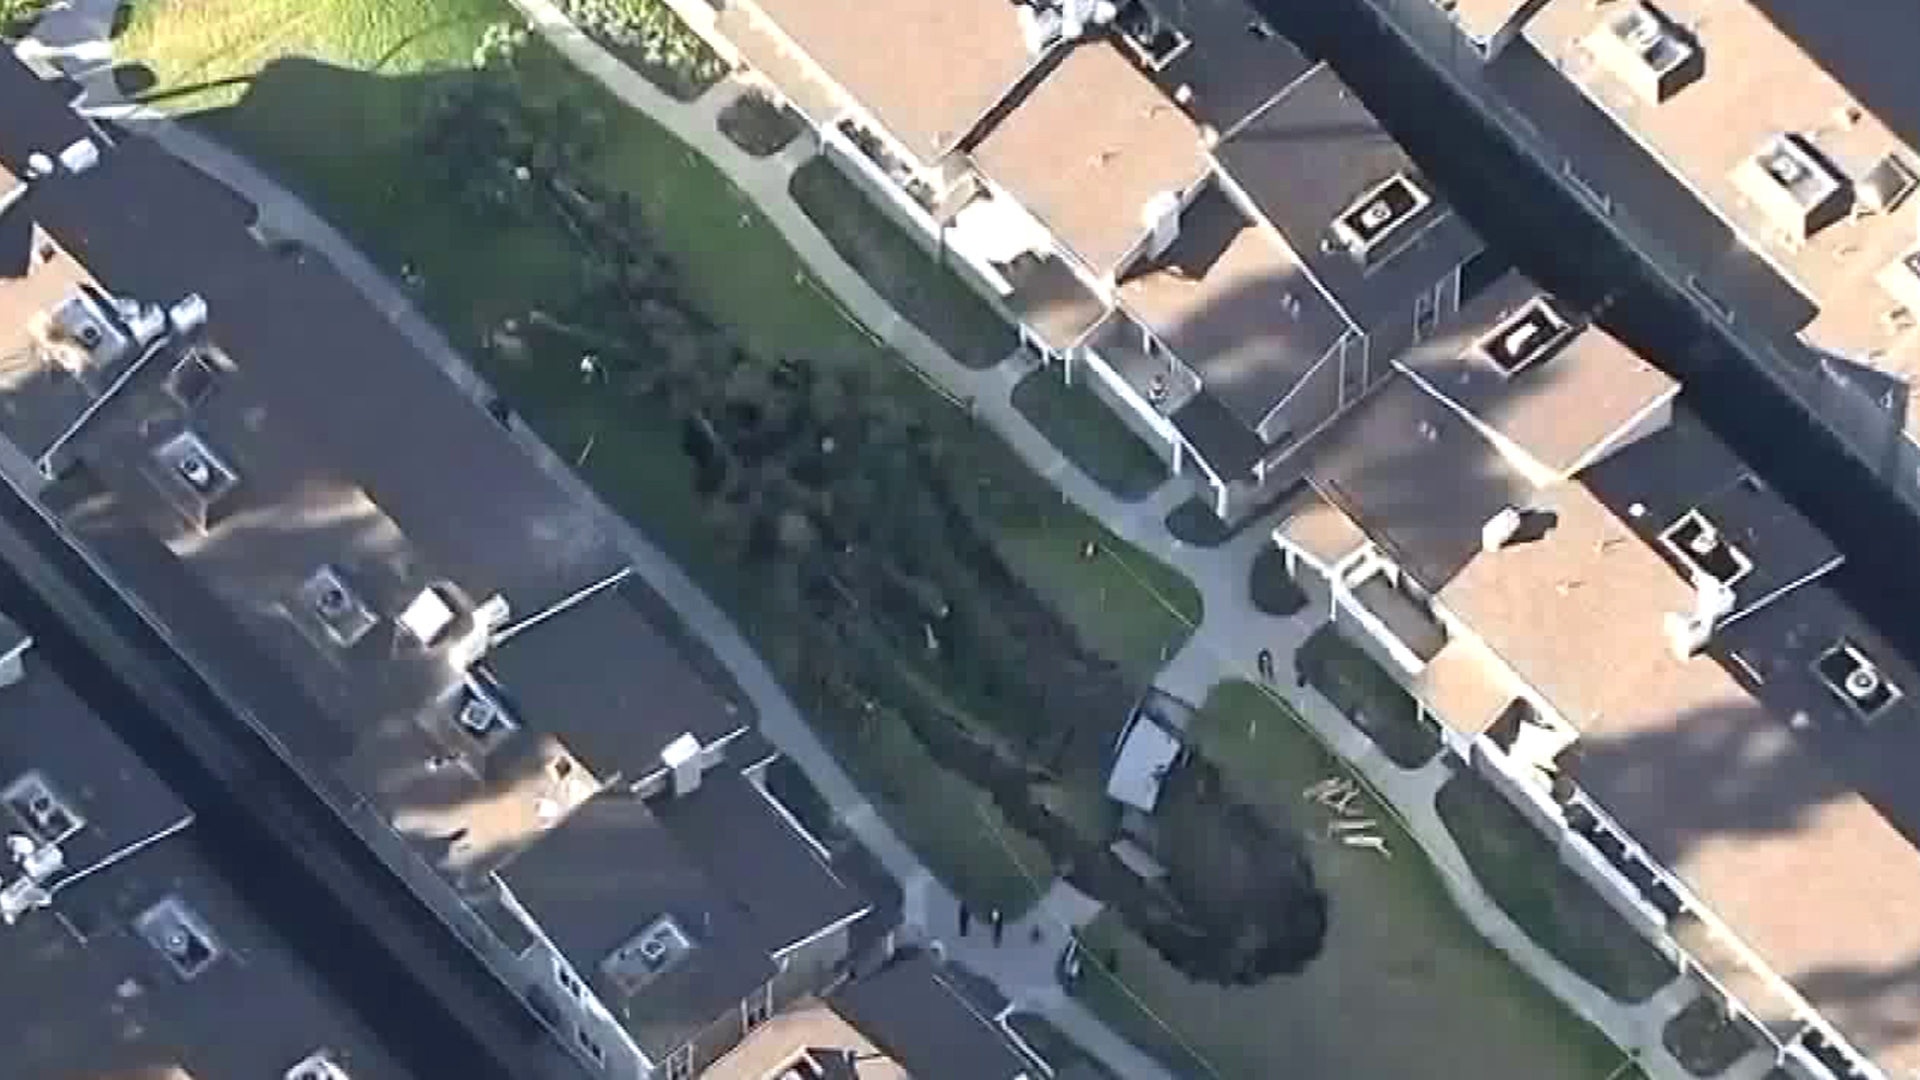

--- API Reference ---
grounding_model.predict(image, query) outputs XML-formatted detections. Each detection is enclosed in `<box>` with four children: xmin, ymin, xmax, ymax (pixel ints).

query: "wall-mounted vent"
<box><xmin>298</xmin><ymin>565</ymin><xmax>378</xmax><ymax>649</ymax></box>
<box><xmin>601</xmin><ymin>915</ymin><xmax>696</xmax><ymax>996</ymax></box>
<box><xmin>1731</xmin><ymin>134</ymin><xmax>1849</xmax><ymax>243</ymax></box>
<box><xmin>134</xmin><ymin>897</ymin><xmax>223</xmax><ymax>980</ymax></box>
<box><xmin>1876</xmin><ymin>248</ymin><xmax>1920</xmax><ymax>316</ymax></box>
<box><xmin>1589</xmin><ymin>3</ymin><xmax>1698</xmax><ymax>104</ymax></box>
<box><xmin>1814</xmin><ymin>639</ymin><xmax>1903</xmax><ymax>723</ymax></box>
<box><xmin>1474</xmin><ymin>295</ymin><xmax>1573</xmax><ymax>377</ymax></box>
<box><xmin>285</xmin><ymin>1052</ymin><xmax>351</xmax><ymax>1080</ymax></box>
<box><xmin>1332</xmin><ymin>173</ymin><xmax>1432</xmax><ymax>266</ymax></box>
<box><xmin>1658</xmin><ymin>509</ymin><xmax>1753</xmax><ymax>588</ymax></box>
<box><xmin>3</xmin><ymin>772</ymin><xmax>84</xmax><ymax>844</ymax></box>
<box><xmin>152</xmin><ymin>430</ymin><xmax>240</xmax><ymax>523</ymax></box>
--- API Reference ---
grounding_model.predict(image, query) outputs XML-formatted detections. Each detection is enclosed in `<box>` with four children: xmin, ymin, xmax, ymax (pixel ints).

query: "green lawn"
<box><xmin>1011</xmin><ymin>369</ymin><xmax>1169</xmax><ymax>501</ymax></box>
<box><xmin>1070</xmin><ymin>681</ymin><xmax>1641</xmax><ymax>1080</ymax></box>
<box><xmin>983</xmin><ymin>487</ymin><xmax>1201</xmax><ymax>689</ymax></box>
<box><xmin>788</xmin><ymin>158</ymin><xmax>1018</xmax><ymax>370</ymax></box>
<box><xmin>1436</xmin><ymin>769</ymin><xmax>1679</xmax><ymax>1004</ymax></box>
<box><xmin>115</xmin><ymin>0</ymin><xmax>1192</xmax><ymax>919</ymax></box>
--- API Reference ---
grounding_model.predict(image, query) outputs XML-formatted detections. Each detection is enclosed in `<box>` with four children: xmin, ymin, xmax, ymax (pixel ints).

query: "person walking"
<box><xmin>1256</xmin><ymin>647</ymin><xmax>1275</xmax><ymax>682</ymax></box>
<box><xmin>990</xmin><ymin>908</ymin><xmax>1005</xmax><ymax>946</ymax></box>
<box><xmin>957</xmin><ymin>902</ymin><xmax>972</xmax><ymax>937</ymax></box>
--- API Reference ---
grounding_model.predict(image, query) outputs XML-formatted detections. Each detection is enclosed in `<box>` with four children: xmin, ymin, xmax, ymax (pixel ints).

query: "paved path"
<box><xmin>22</xmin><ymin>2</ymin><xmax>1700</xmax><ymax>1075</ymax></box>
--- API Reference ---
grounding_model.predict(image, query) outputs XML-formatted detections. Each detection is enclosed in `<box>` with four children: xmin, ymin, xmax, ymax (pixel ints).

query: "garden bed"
<box><xmin>1249</xmin><ymin>546</ymin><xmax>1308</xmax><ymax>616</ymax></box>
<box><xmin>1295</xmin><ymin>625</ymin><xmax>1439</xmax><ymax>768</ymax></box>
<box><xmin>788</xmin><ymin>158</ymin><xmax>1017</xmax><ymax>370</ymax></box>
<box><xmin>716</xmin><ymin>87</ymin><xmax>803</xmax><ymax>156</ymax></box>
<box><xmin>557</xmin><ymin>0</ymin><xmax>727</xmax><ymax>101</ymax></box>
<box><xmin>1662</xmin><ymin>993</ymin><xmax>1758</xmax><ymax>1076</ymax></box>
<box><xmin>1436</xmin><ymin>769</ymin><xmax>1678</xmax><ymax>1003</ymax></box>
<box><xmin>1011</xmin><ymin>369</ymin><xmax>1168</xmax><ymax>501</ymax></box>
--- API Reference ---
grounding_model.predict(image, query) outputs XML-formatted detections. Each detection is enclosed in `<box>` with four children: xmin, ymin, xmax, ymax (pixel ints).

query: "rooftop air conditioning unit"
<box><xmin>1814</xmin><ymin>639</ymin><xmax>1903</xmax><ymax>722</ymax></box>
<box><xmin>299</xmin><ymin>565</ymin><xmax>378</xmax><ymax>649</ymax></box>
<box><xmin>169</xmin><ymin>294</ymin><xmax>209</xmax><ymax>338</ymax></box>
<box><xmin>1732</xmin><ymin>133</ymin><xmax>1850</xmax><ymax>243</ymax></box>
<box><xmin>153</xmin><ymin>430</ymin><xmax>241</xmax><ymax>517</ymax></box>
<box><xmin>1332</xmin><ymin>173</ymin><xmax>1432</xmax><ymax>266</ymax></box>
<box><xmin>1589</xmin><ymin>3</ymin><xmax>1698</xmax><ymax>104</ymax></box>
<box><xmin>1475</xmin><ymin>295</ymin><xmax>1573</xmax><ymax>377</ymax></box>
<box><xmin>45</xmin><ymin>291</ymin><xmax>131</xmax><ymax>374</ymax></box>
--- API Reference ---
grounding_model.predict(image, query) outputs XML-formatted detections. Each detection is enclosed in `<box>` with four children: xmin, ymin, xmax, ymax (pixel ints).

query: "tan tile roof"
<box><xmin>740</xmin><ymin>0</ymin><xmax>1034</xmax><ymax>164</ymax></box>
<box><xmin>973</xmin><ymin>40</ymin><xmax>1206</xmax><ymax>278</ymax></box>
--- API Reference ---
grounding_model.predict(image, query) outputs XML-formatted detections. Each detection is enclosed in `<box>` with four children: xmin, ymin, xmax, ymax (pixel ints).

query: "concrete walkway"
<box><xmin>21</xmin><ymin>1</ymin><xmax>1697</xmax><ymax>1076</ymax></box>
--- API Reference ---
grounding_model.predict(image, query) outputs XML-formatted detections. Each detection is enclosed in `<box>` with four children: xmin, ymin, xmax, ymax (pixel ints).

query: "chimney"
<box><xmin>660</xmin><ymin>733</ymin><xmax>705</xmax><ymax>797</ymax></box>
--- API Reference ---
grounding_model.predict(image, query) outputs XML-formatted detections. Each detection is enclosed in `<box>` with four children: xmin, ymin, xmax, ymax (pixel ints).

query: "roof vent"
<box><xmin>1332</xmin><ymin>173</ymin><xmax>1432</xmax><ymax>266</ymax></box>
<box><xmin>1589</xmin><ymin>3</ymin><xmax>1698</xmax><ymax>104</ymax></box>
<box><xmin>602</xmin><ymin>915</ymin><xmax>697</xmax><ymax>995</ymax></box>
<box><xmin>1474</xmin><ymin>295</ymin><xmax>1573</xmax><ymax>377</ymax></box>
<box><xmin>1732</xmin><ymin>134</ymin><xmax>1849</xmax><ymax>243</ymax></box>
<box><xmin>134</xmin><ymin>897</ymin><xmax>223</xmax><ymax>980</ymax></box>
<box><xmin>399</xmin><ymin>587</ymin><xmax>458</xmax><ymax>646</ymax></box>
<box><xmin>298</xmin><ymin>565</ymin><xmax>379</xmax><ymax>649</ymax></box>
<box><xmin>3</xmin><ymin>772</ymin><xmax>84</xmax><ymax>845</ymax></box>
<box><xmin>152</xmin><ymin>430</ymin><xmax>240</xmax><ymax>526</ymax></box>
<box><xmin>1814</xmin><ymin>639</ymin><xmax>1903</xmax><ymax>723</ymax></box>
<box><xmin>285</xmin><ymin>1051</ymin><xmax>351</xmax><ymax>1080</ymax></box>
<box><xmin>1658</xmin><ymin>509</ymin><xmax>1752</xmax><ymax>588</ymax></box>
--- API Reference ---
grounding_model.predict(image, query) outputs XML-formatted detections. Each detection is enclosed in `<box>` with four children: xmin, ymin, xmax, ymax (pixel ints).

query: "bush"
<box><xmin>1249</xmin><ymin>546</ymin><xmax>1308</xmax><ymax>617</ymax></box>
<box><xmin>717</xmin><ymin>89</ymin><xmax>803</xmax><ymax>157</ymax></box>
<box><xmin>1165</xmin><ymin>498</ymin><xmax>1232</xmax><ymax>547</ymax></box>
<box><xmin>0</xmin><ymin>0</ymin><xmax>50</xmax><ymax>38</ymax></box>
